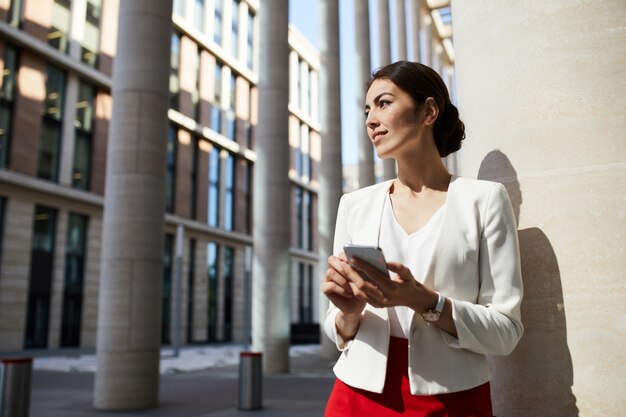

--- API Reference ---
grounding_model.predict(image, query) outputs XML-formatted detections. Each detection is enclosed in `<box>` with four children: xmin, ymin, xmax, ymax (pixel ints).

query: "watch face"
<box><xmin>421</xmin><ymin>310</ymin><xmax>441</xmax><ymax>323</ymax></box>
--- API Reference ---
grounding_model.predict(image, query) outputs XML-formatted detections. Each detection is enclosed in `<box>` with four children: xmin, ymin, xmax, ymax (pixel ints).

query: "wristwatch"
<box><xmin>421</xmin><ymin>291</ymin><xmax>445</xmax><ymax>323</ymax></box>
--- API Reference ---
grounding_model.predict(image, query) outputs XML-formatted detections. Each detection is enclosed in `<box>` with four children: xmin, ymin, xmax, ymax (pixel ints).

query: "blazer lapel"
<box><xmin>350</xmin><ymin>179</ymin><xmax>394</xmax><ymax>247</ymax></box>
<box><xmin>422</xmin><ymin>175</ymin><xmax>459</xmax><ymax>290</ymax></box>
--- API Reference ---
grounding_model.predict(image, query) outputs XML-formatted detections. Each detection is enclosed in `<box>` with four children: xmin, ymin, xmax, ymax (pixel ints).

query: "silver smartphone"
<box><xmin>343</xmin><ymin>244</ymin><xmax>389</xmax><ymax>277</ymax></box>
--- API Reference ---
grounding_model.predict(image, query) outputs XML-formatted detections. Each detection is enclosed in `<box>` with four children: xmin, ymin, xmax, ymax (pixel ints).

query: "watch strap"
<box><xmin>434</xmin><ymin>291</ymin><xmax>445</xmax><ymax>313</ymax></box>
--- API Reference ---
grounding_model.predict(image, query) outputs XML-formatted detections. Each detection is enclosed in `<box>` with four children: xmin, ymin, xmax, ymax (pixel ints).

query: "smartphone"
<box><xmin>343</xmin><ymin>245</ymin><xmax>389</xmax><ymax>277</ymax></box>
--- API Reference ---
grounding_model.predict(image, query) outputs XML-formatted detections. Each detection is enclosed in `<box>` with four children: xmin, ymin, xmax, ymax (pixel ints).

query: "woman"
<box><xmin>322</xmin><ymin>61</ymin><xmax>523</xmax><ymax>416</ymax></box>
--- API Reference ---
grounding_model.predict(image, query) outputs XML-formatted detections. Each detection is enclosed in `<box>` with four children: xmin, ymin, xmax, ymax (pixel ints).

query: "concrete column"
<box><xmin>394</xmin><ymin>0</ymin><xmax>407</xmax><ymax>60</ymax></box>
<box><xmin>377</xmin><ymin>0</ymin><xmax>391</xmax><ymax>66</ymax></box>
<box><xmin>452</xmin><ymin>1</ymin><xmax>625</xmax><ymax>416</ymax></box>
<box><xmin>47</xmin><ymin>209</ymin><xmax>68</xmax><ymax>348</ymax></box>
<box><xmin>58</xmin><ymin>74</ymin><xmax>79</xmax><ymax>187</ymax></box>
<box><xmin>289</xmin><ymin>51</ymin><xmax>299</xmax><ymax>106</ymax></box>
<box><xmin>420</xmin><ymin>10</ymin><xmax>432</xmax><ymax>65</ymax></box>
<box><xmin>252</xmin><ymin>0</ymin><xmax>290</xmax><ymax>374</ymax></box>
<box><xmin>377</xmin><ymin>0</ymin><xmax>396</xmax><ymax>180</ymax></box>
<box><xmin>94</xmin><ymin>0</ymin><xmax>172</xmax><ymax>411</ymax></box>
<box><xmin>409</xmin><ymin>0</ymin><xmax>422</xmax><ymax>62</ymax></box>
<box><xmin>69</xmin><ymin>0</ymin><xmax>87</xmax><ymax>60</ymax></box>
<box><xmin>355</xmin><ymin>0</ymin><xmax>375</xmax><ymax>188</ymax></box>
<box><xmin>318</xmin><ymin>0</ymin><xmax>343</xmax><ymax>359</ymax></box>
<box><xmin>0</xmin><ymin>199</ymin><xmax>33</xmax><ymax>351</ymax></box>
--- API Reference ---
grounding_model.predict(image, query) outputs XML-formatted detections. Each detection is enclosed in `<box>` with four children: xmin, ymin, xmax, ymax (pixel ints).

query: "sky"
<box><xmin>289</xmin><ymin>0</ymin><xmax>415</xmax><ymax>166</ymax></box>
<box><xmin>288</xmin><ymin>0</ymin><xmax>359</xmax><ymax>166</ymax></box>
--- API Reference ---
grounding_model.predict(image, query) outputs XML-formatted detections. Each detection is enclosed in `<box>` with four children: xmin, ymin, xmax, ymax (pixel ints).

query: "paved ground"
<box><xmin>30</xmin><ymin>351</ymin><xmax>337</xmax><ymax>417</ymax></box>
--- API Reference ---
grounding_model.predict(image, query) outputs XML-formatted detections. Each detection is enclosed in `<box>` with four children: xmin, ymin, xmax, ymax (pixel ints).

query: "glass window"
<box><xmin>224</xmin><ymin>153</ymin><xmax>234</xmax><ymax>231</ymax></box>
<box><xmin>229</xmin><ymin>73</ymin><xmax>236</xmax><ymax>112</ymax></box>
<box><xmin>38</xmin><ymin>121</ymin><xmax>62</xmax><ymax>181</ymax></box>
<box><xmin>166</xmin><ymin>126</ymin><xmax>177</xmax><ymax>213</ymax></box>
<box><xmin>82</xmin><ymin>0</ymin><xmax>101</xmax><ymax>67</ymax></box>
<box><xmin>295</xmin><ymin>59</ymin><xmax>301</xmax><ymax>108</ymax></box>
<box><xmin>305</xmin><ymin>190</ymin><xmax>313</xmax><ymax>250</ymax></box>
<box><xmin>173</xmin><ymin>0</ymin><xmax>185</xmax><ymax>17</ymax></box>
<box><xmin>214</xmin><ymin>62</ymin><xmax>222</xmax><ymax>103</ymax></box>
<box><xmin>298</xmin><ymin>64</ymin><xmax>310</xmax><ymax>113</ymax></box>
<box><xmin>75</xmin><ymin>82</ymin><xmax>94</xmax><ymax>132</ymax></box>
<box><xmin>194</xmin><ymin>0</ymin><xmax>205</xmax><ymax>32</ymax></box>
<box><xmin>0</xmin><ymin>197</ymin><xmax>5</xmax><ymax>274</ymax></box>
<box><xmin>242</xmin><ymin>159</ymin><xmax>251</xmax><ymax>234</ymax></box>
<box><xmin>301</xmin><ymin>125</ymin><xmax>310</xmax><ymax>181</ymax></box>
<box><xmin>246</xmin><ymin>11</ymin><xmax>254</xmax><ymax>70</ymax></box>
<box><xmin>72</xmin><ymin>82</ymin><xmax>95</xmax><ymax>189</ymax></box>
<box><xmin>298</xmin><ymin>263</ymin><xmax>313</xmax><ymax>323</ymax></box>
<box><xmin>48</xmin><ymin>0</ymin><xmax>71</xmax><ymax>54</ymax></box>
<box><xmin>72</xmin><ymin>131</ymin><xmax>91</xmax><ymax>189</ymax></box>
<box><xmin>207</xmin><ymin>242</ymin><xmax>219</xmax><ymax>341</ymax></box>
<box><xmin>38</xmin><ymin>65</ymin><xmax>66</xmax><ymax>182</ymax></box>
<box><xmin>222</xmin><ymin>246</ymin><xmax>234</xmax><ymax>341</ymax></box>
<box><xmin>170</xmin><ymin>32</ymin><xmax>181</xmax><ymax>111</ymax></box>
<box><xmin>306</xmin><ymin>69</ymin><xmax>312</xmax><ymax>115</ymax></box>
<box><xmin>295</xmin><ymin>187</ymin><xmax>303</xmax><ymax>248</ymax></box>
<box><xmin>190</xmin><ymin>136</ymin><xmax>199</xmax><ymax>220</ymax></box>
<box><xmin>43</xmin><ymin>65</ymin><xmax>65</xmax><ymax>122</ymax></box>
<box><xmin>295</xmin><ymin>187</ymin><xmax>312</xmax><ymax>251</ymax></box>
<box><xmin>25</xmin><ymin>206</ymin><xmax>58</xmax><ymax>348</ymax></box>
<box><xmin>214</xmin><ymin>0</ymin><xmax>223</xmax><ymax>45</ymax></box>
<box><xmin>60</xmin><ymin>213</ymin><xmax>88</xmax><ymax>347</ymax></box>
<box><xmin>186</xmin><ymin>238</ymin><xmax>196</xmax><ymax>343</ymax></box>
<box><xmin>210</xmin><ymin>106</ymin><xmax>222</xmax><ymax>133</ymax></box>
<box><xmin>0</xmin><ymin>44</ymin><xmax>18</xmax><ymax>168</ymax></box>
<box><xmin>295</xmin><ymin>146</ymin><xmax>302</xmax><ymax>178</ymax></box>
<box><xmin>0</xmin><ymin>45</ymin><xmax>18</xmax><ymax>101</ymax></box>
<box><xmin>193</xmin><ymin>49</ymin><xmax>201</xmax><ymax>121</ymax></box>
<box><xmin>162</xmin><ymin>233</ymin><xmax>174</xmax><ymax>344</ymax></box>
<box><xmin>225</xmin><ymin>73</ymin><xmax>235</xmax><ymax>139</ymax></box>
<box><xmin>207</xmin><ymin>146</ymin><xmax>220</xmax><ymax>227</ymax></box>
<box><xmin>231</xmin><ymin>0</ymin><xmax>239</xmax><ymax>58</ymax></box>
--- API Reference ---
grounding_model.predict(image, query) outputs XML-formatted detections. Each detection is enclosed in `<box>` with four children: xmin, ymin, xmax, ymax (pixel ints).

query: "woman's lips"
<box><xmin>372</xmin><ymin>131</ymin><xmax>386</xmax><ymax>144</ymax></box>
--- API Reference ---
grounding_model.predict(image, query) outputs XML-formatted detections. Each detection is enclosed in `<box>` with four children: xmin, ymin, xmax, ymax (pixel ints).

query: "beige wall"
<box><xmin>0</xmin><ymin>196</ymin><xmax>33</xmax><ymax>350</ymax></box>
<box><xmin>11</xmin><ymin>52</ymin><xmax>45</xmax><ymax>177</ymax></box>
<box><xmin>0</xmin><ymin>184</ymin><xmax>104</xmax><ymax>351</ymax></box>
<box><xmin>452</xmin><ymin>1</ymin><xmax>626</xmax><ymax>416</ymax></box>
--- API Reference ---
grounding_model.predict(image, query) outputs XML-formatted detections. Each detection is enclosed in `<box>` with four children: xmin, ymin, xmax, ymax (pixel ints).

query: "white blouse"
<box><xmin>380</xmin><ymin>192</ymin><xmax>445</xmax><ymax>338</ymax></box>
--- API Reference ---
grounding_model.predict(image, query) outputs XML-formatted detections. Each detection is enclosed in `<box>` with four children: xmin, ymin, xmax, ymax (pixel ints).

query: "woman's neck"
<box><xmin>394</xmin><ymin>154</ymin><xmax>451</xmax><ymax>194</ymax></box>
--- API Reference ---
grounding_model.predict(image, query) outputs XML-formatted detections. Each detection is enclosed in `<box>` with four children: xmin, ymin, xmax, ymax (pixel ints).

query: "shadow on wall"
<box><xmin>478</xmin><ymin>150</ymin><xmax>579</xmax><ymax>417</ymax></box>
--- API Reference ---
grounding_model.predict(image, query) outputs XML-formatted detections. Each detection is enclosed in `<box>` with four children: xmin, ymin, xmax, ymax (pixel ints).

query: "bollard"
<box><xmin>0</xmin><ymin>358</ymin><xmax>32</xmax><ymax>417</ymax></box>
<box><xmin>238</xmin><ymin>352</ymin><xmax>262</xmax><ymax>410</ymax></box>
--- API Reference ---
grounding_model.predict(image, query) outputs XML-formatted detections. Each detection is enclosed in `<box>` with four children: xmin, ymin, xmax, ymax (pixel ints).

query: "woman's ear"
<box><xmin>423</xmin><ymin>97</ymin><xmax>439</xmax><ymax>126</ymax></box>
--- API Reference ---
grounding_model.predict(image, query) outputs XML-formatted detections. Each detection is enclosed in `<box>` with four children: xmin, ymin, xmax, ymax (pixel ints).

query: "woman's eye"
<box><xmin>379</xmin><ymin>100</ymin><xmax>390</xmax><ymax>108</ymax></box>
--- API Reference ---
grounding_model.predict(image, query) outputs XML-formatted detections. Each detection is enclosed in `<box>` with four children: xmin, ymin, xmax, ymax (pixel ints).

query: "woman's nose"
<box><xmin>366</xmin><ymin>112</ymin><xmax>378</xmax><ymax>129</ymax></box>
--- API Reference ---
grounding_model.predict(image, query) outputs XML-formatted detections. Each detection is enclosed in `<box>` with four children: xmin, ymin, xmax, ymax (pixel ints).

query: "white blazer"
<box><xmin>324</xmin><ymin>176</ymin><xmax>524</xmax><ymax>395</ymax></box>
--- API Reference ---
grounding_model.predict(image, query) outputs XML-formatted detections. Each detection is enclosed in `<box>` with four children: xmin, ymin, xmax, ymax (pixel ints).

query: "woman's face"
<box><xmin>365</xmin><ymin>78</ymin><xmax>423</xmax><ymax>159</ymax></box>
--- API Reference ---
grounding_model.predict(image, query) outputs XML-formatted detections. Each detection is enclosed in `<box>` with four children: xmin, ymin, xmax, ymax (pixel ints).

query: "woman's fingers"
<box><xmin>387</xmin><ymin>262</ymin><xmax>414</xmax><ymax>282</ymax></box>
<box><xmin>350</xmin><ymin>258</ymin><xmax>394</xmax><ymax>291</ymax></box>
<box><xmin>321</xmin><ymin>280</ymin><xmax>353</xmax><ymax>298</ymax></box>
<box><xmin>325</xmin><ymin>254</ymin><xmax>394</xmax><ymax>307</ymax></box>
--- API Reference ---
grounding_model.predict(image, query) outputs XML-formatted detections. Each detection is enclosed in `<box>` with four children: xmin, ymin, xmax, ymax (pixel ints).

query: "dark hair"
<box><xmin>369</xmin><ymin>61</ymin><xmax>465</xmax><ymax>157</ymax></box>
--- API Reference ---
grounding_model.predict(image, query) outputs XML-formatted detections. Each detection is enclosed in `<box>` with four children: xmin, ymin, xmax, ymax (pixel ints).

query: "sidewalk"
<box><xmin>30</xmin><ymin>346</ymin><xmax>337</xmax><ymax>417</ymax></box>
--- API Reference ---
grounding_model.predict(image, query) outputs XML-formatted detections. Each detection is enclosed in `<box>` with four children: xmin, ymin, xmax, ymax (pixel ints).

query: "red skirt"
<box><xmin>324</xmin><ymin>337</ymin><xmax>493</xmax><ymax>417</ymax></box>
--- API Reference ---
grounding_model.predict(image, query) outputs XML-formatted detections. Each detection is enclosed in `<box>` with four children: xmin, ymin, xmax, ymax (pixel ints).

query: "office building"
<box><xmin>0</xmin><ymin>0</ymin><xmax>320</xmax><ymax>352</ymax></box>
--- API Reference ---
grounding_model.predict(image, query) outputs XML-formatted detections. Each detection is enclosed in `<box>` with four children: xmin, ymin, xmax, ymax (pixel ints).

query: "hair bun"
<box><xmin>435</xmin><ymin>103</ymin><xmax>465</xmax><ymax>157</ymax></box>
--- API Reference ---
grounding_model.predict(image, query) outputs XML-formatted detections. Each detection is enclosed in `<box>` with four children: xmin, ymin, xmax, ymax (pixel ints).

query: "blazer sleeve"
<box><xmin>323</xmin><ymin>194</ymin><xmax>354</xmax><ymax>350</ymax></box>
<box><xmin>443</xmin><ymin>183</ymin><xmax>524</xmax><ymax>355</ymax></box>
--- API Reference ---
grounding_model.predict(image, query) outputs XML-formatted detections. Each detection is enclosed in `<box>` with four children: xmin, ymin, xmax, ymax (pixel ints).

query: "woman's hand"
<box><xmin>321</xmin><ymin>253</ymin><xmax>369</xmax><ymax>341</ymax></box>
<box><xmin>321</xmin><ymin>253</ymin><xmax>367</xmax><ymax>317</ymax></box>
<box><xmin>348</xmin><ymin>259</ymin><xmax>438</xmax><ymax>313</ymax></box>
